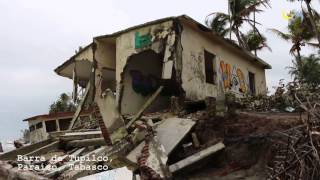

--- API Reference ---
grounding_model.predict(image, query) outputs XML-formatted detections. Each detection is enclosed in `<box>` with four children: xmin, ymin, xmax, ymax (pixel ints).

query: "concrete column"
<box><xmin>42</xmin><ymin>120</ymin><xmax>49</xmax><ymax>142</ymax></box>
<box><xmin>56</xmin><ymin>119</ymin><xmax>60</xmax><ymax>132</ymax></box>
<box><xmin>42</xmin><ymin>121</ymin><xmax>47</xmax><ymax>133</ymax></box>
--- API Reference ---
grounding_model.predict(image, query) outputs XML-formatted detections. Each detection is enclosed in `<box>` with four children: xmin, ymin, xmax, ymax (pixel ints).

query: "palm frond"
<box><xmin>241</xmin><ymin>18</ymin><xmax>262</xmax><ymax>25</ymax></box>
<box><xmin>244</xmin><ymin>29</ymin><xmax>271</xmax><ymax>51</ymax></box>
<box><xmin>205</xmin><ymin>12</ymin><xmax>231</xmax><ymax>37</ymax></box>
<box><xmin>268</xmin><ymin>29</ymin><xmax>291</xmax><ymax>41</ymax></box>
<box><xmin>238</xmin><ymin>0</ymin><xmax>270</xmax><ymax>17</ymax></box>
<box><xmin>306</xmin><ymin>42</ymin><xmax>320</xmax><ymax>48</ymax></box>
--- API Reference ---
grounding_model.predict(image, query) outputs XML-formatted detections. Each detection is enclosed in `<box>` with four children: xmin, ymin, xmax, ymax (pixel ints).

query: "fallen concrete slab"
<box><xmin>59</xmin><ymin>131</ymin><xmax>102</xmax><ymax>141</ymax></box>
<box><xmin>25</xmin><ymin>141</ymin><xmax>60</xmax><ymax>156</ymax></box>
<box><xmin>127</xmin><ymin>117</ymin><xmax>195</xmax><ymax>164</ymax></box>
<box><xmin>66</xmin><ymin>138</ymin><xmax>106</xmax><ymax>148</ymax></box>
<box><xmin>126</xmin><ymin>86</ymin><xmax>164</xmax><ymax>129</ymax></box>
<box><xmin>169</xmin><ymin>142</ymin><xmax>225</xmax><ymax>173</ymax></box>
<box><xmin>96</xmin><ymin>89</ymin><xmax>127</xmax><ymax>144</ymax></box>
<box><xmin>156</xmin><ymin>117</ymin><xmax>196</xmax><ymax>156</ymax></box>
<box><xmin>127</xmin><ymin>136</ymin><xmax>169</xmax><ymax>179</ymax></box>
<box><xmin>63</xmin><ymin>131</ymin><xmax>102</xmax><ymax>136</ymax></box>
<box><xmin>0</xmin><ymin>139</ymin><xmax>53</xmax><ymax>161</ymax></box>
<box><xmin>77</xmin><ymin>166</ymin><xmax>133</xmax><ymax>180</ymax></box>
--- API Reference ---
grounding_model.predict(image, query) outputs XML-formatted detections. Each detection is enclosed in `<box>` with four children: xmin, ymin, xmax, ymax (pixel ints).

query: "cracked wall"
<box><xmin>115</xmin><ymin>20</ymin><xmax>176</xmax><ymax>114</ymax></box>
<box><xmin>28</xmin><ymin>120</ymin><xmax>48</xmax><ymax>144</ymax></box>
<box><xmin>120</xmin><ymin>50</ymin><xmax>170</xmax><ymax>115</ymax></box>
<box><xmin>180</xmin><ymin>21</ymin><xmax>267</xmax><ymax>100</ymax></box>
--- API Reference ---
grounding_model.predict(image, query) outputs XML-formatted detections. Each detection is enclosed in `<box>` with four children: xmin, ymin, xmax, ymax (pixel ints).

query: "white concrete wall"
<box><xmin>112</xmin><ymin>19</ymin><xmax>267</xmax><ymax>114</ymax></box>
<box><xmin>28</xmin><ymin>120</ymin><xmax>48</xmax><ymax>144</ymax></box>
<box><xmin>74</xmin><ymin>46</ymin><xmax>93</xmax><ymax>62</ymax></box>
<box><xmin>95</xmin><ymin>40</ymin><xmax>116</xmax><ymax>69</ymax></box>
<box><xmin>180</xmin><ymin>21</ymin><xmax>267</xmax><ymax>100</ymax></box>
<box><xmin>60</xmin><ymin>41</ymin><xmax>116</xmax><ymax>81</ymax></box>
<box><xmin>115</xmin><ymin>20</ymin><xmax>174</xmax><ymax>114</ymax></box>
<box><xmin>73</xmin><ymin>41</ymin><xmax>116</xmax><ymax>69</ymax></box>
<box><xmin>115</xmin><ymin>20</ymin><xmax>173</xmax><ymax>82</ymax></box>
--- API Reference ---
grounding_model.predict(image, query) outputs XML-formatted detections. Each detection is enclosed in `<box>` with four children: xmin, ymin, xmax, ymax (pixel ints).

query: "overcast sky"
<box><xmin>0</xmin><ymin>0</ymin><xmax>319</xmax><ymax>141</ymax></box>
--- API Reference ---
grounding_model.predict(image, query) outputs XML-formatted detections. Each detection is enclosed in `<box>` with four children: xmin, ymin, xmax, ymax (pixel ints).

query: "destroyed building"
<box><xmin>55</xmin><ymin>15</ymin><xmax>271</xmax><ymax>116</ymax></box>
<box><xmin>0</xmin><ymin>15</ymin><xmax>277</xmax><ymax>180</ymax></box>
<box><xmin>24</xmin><ymin>110</ymin><xmax>94</xmax><ymax>144</ymax></box>
<box><xmin>54</xmin><ymin>15</ymin><xmax>271</xmax><ymax>140</ymax></box>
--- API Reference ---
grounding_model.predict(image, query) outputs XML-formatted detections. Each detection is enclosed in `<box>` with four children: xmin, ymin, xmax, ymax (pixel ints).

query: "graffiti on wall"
<box><xmin>190</xmin><ymin>52</ymin><xmax>206</xmax><ymax>82</ymax></box>
<box><xmin>135</xmin><ymin>32</ymin><xmax>152</xmax><ymax>49</ymax></box>
<box><xmin>220</xmin><ymin>61</ymin><xmax>247</xmax><ymax>93</ymax></box>
<box><xmin>130</xmin><ymin>70</ymin><xmax>159</xmax><ymax>96</ymax></box>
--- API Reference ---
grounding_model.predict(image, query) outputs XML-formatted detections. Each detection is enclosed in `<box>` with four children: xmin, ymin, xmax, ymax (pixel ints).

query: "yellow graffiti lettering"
<box><xmin>236</xmin><ymin>68</ymin><xmax>246</xmax><ymax>93</ymax></box>
<box><xmin>220</xmin><ymin>61</ymin><xmax>247</xmax><ymax>93</ymax></box>
<box><xmin>220</xmin><ymin>61</ymin><xmax>231</xmax><ymax>89</ymax></box>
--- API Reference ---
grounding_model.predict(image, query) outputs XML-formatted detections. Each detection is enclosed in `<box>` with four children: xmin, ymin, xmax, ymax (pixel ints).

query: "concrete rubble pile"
<box><xmin>235</xmin><ymin>80</ymin><xmax>304</xmax><ymax>113</ymax></box>
<box><xmin>0</xmin><ymin>81</ymin><xmax>311</xmax><ymax>180</ymax></box>
<box><xmin>0</xmin><ymin>97</ymin><xmax>227</xmax><ymax>180</ymax></box>
<box><xmin>0</xmin><ymin>92</ymin><xmax>309</xmax><ymax>180</ymax></box>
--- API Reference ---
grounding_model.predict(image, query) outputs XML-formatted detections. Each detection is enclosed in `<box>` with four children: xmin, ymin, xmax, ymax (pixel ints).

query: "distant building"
<box><xmin>23</xmin><ymin>110</ymin><xmax>93</xmax><ymax>143</ymax></box>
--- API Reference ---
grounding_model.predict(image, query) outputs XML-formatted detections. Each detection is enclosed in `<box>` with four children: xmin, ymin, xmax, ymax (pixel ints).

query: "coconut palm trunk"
<box><xmin>253</xmin><ymin>10</ymin><xmax>257</xmax><ymax>56</ymax></box>
<box><xmin>296</xmin><ymin>48</ymin><xmax>302</xmax><ymax>65</ymax></box>
<box><xmin>295</xmin><ymin>47</ymin><xmax>304</xmax><ymax>81</ymax></box>
<box><xmin>304</xmin><ymin>0</ymin><xmax>320</xmax><ymax>47</ymax></box>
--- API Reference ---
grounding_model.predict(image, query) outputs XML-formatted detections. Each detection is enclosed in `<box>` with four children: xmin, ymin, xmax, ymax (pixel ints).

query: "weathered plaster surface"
<box><xmin>115</xmin><ymin>20</ymin><xmax>174</xmax><ymax>82</ymax></box>
<box><xmin>73</xmin><ymin>41</ymin><xmax>116</xmax><ymax>69</ymax></box>
<box><xmin>28</xmin><ymin>120</ymin><xmax>48</xmax><ymax>144</ymax></box>
<box><xmin>180</xmin><ymin>21</ymin><xmax>267</xmax><ymax>100</ymax></box>
<box><xmin>74</xmin><ymin>46</ymin><xmax>93</xmax><ymax>62</ymax></box>
<box><xmin>115</xmin><ymin>20</ymin><xmax>174</xmax><ymax>113</ymax></box>
<box><xmin>59</xmin><ymin>40</ymin><xmax>116</xmax><ymax>81</ymax></box>
<box><xmin>94</xmin><ymin>40</ymin><xmax>116</xmax><ymax>69</ymax></box>
<box><xmin>96</xmin><ymin>89</ymin><xmax>127</xmax><ymax>143</ymax></box>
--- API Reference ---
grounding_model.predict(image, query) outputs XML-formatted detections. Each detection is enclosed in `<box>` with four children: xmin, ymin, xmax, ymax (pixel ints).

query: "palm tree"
<box><xmin>288</xmin><ymin>54</ymin><xmax>320</xmax><ymax>89</ymax></box>
<box><xmin>205</xmin><ymin>13</ymin><xmax>230</xmax><ymax>37</ymax></box>
<box><xmin>206</xmin><ymin>0</ymin><xmax>271</xmax><ymax>52</ymax></box>
<box><xmin>243</xmin><ymin>30</ymin><xmax>271</xmax><ymax>52</ymax></box>
<box><xmin>229</xmin><ymin>0</ymin><xmax>270</xmax><ymax>47</ymax></box>
<box><xmin>288</xmin><ymin>0</ymin><xmax>320</xmax><ymax>47</ymax></box>
<box><xmin>49</xmin><ymin>93</ymin><xmax>77</xmax><ymax>113</ymax></box>
<box><xmin>270</xmin><ymin>12</ymin><xmax>314</xmax><ymax>67</ymax></box>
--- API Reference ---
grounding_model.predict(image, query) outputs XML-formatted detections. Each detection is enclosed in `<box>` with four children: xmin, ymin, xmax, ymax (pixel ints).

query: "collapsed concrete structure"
<box><xmin>55</xmin><ymin>15</ymin><xmax>271</xmax><ymax>111</ymax></box>
<box><xmin>0</xmin><ymin>15</ymin><xmax>274</xmax><ymax>180</ymax></box>
<box><xmin>54</xmin><ymin>15</ymin><xmax>271</xmax><ymax>142</ymax></box>
<box><xmin>24</xmin><ymin>110</ymin><xmax>94</xmax><ymax>143</ymax></box>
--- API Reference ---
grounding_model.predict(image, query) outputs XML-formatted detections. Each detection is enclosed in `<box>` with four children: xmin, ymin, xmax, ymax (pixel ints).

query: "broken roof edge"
<box><xmin>94</xmin><ymin>14</ymin><xmax>271</xmax><ymax>69</ymax></box>
<box><xmin>177</xmin><ymin>15</ymin><xmax>272</xmax><ymax>69</ymax></box>
<box><xmin>94</xmin><ymin>16</ymin><xmax>177</xmax><ymax>40</ymax></box>
<box><xmin>55</xmin><ymin>14</ymin><xmax>271</xmax><ymax>76</ymax></box>
<box><xmin>54</xmin><ymin>42</ymin><xmax>93</xmax><ymax>75</ymax></box>
<box><xmin>23</xmin><ymin>109</ymin><xmax>94</xmax><ymax>122</ymax></box>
